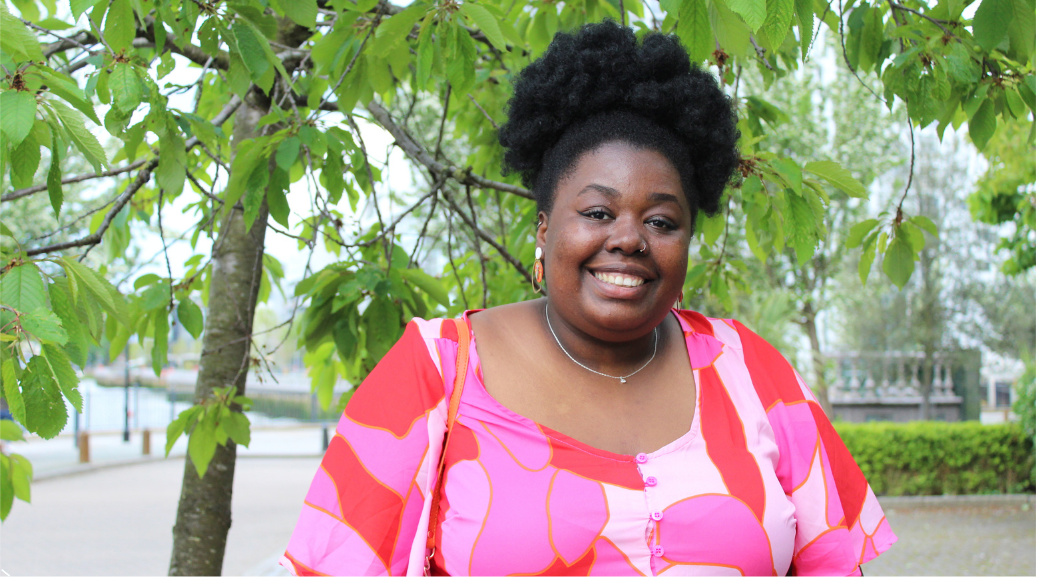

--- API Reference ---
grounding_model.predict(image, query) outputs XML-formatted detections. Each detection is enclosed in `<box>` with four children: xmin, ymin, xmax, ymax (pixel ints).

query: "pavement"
<box><xmin>1</xmin><ymin>430</ymin><xmax>1034</xmax><ymax>576</ymax></box>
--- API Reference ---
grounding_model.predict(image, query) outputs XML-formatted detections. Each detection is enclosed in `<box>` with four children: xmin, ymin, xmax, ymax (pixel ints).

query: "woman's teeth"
<box><xmin>593</xmin><ymin>272</ymin><xmax>645</xmax><ymax>288</ymax></box>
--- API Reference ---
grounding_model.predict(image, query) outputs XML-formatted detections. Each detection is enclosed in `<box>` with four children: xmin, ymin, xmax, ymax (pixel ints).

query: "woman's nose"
<box><xmin>606</xmin><ymin>216</ymin><xmax>645</xmax><ymax>255</ymax></box>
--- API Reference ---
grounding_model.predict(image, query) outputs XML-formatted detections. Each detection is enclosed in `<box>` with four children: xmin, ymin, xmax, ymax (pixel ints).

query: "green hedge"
<box><xmin>834</xmin><ymin>421</ymin><xmax>1036</xmax><ymax>496</ymax></box>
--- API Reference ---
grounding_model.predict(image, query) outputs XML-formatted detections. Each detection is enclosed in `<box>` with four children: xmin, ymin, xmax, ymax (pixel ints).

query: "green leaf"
<box><xmin>794</xmin><ymin>0</ymin><xmax>813</xmax><ymax>58</ymax></box>
<box><xmin>50</xmin><ymin>100</ymin><xmax>108</xmax><ymax>172</ymax></box>
<box><xmin>151</xmin><ymin>308</ymin><xmax>168</xmax><ymax>377</ymax></box>
<box><xmin>283</xmin><ymin>0</ymin><xmax>317</xmax><ymax>28</ymax></box>
<box><xmin>1</xmin><ymin>455</ymin><xmax>13</xmax><ymax>520</ymax></box>
<box><xmin>968</xmin><ymin>98</ymin><xmax>997</xmax><ymax>150</ymax></box>
<box><xmin>275</xmin><ymin>136</ymin><xmax>300</xmax><ymax>170</ymax></box>
<box><xmin>399</xmin><ymin>268</ymin><xmax>451</xmax><ymax>307</ymax></box>
<box><xmin>909</xmin><ymin>215</ymin><xmax>939</xmax><ymax>237</ymax></box>
<box><xmin>70</xmin><ymin>0</ymin><xmax>95</xmax><ymax>20</ymax></box>
<box><xmin>10</xmin><ymin>131</ymin><xmax>41</xmax><ymax>190</ymax></box>
<box><xmin>21</xmin><ymin>355</ymin><xmax>68</xmax><ymax>439</ymax></box>
<box><xmin>165</xmin><ymin>405</ymin><xmax>202</xmax><ymax>456</ymax></box>
<box><xmin>49</xmin><ymin>280</ymin><xmax>89</xmax><ymax>367</ymax></box>
<box><xmin>859</xmin><ymin>238</ymin><xmax>878</xmax><ymax>285</ymax></box>
<box><xmin>972</xmin><ymin>0</ymin><xmax>1014</xmax><ymax>52</ymax></box>
<box><xmin>222</xmin><ymin>411</ymin><xmax>251</xmax><ymax>448</ymax></box>
<box><xmin>223</xmin><ymin>139</ymin><xmax>266</xmax><ymax>207</ymax></box>
<box><xmin>362</xmin><ymin>296</ymin><xmax>401</xmax><ymax>363</ymax></box>
<box><xmin>60</xmin><ymin>257</ymin><xmax>130</xmax><ymax>327</ymax></box>
<box><xmin>188</xmin><ymin>410</ymin><xmax>218</xmax><ymax>477</ymax></box>
<box><xmin>176</xmin><ymin>298</ymin><xmax>204</xmax><ymax>339</ymax></box>
<box><xmin>882</xmin><ymin>234</ymin><xmax>916</xmax><ymax>288</ymax></box>
<box><xmin>10</xmin><ymin>454</ymin><xmax>32</xmax><ymax>503</ymax></box>
<box><xmin>0</xmin><ymin>420</ymin><xmax>24</xmax><ymax>441</ymax></box>
<box><xmin>762</xmin><ymin>0</ymin><xmax>794</xmax><ymax>48</ymax></box>
<box><xmin>242</xmin><ymin>160</ymin><xmax>269</xmax><ymax>232</ymax></box>
<box><xmin>0</xmin><ymin>91</ymin><xmax>37</xmax><ymax>145</ymax></box>
<box><xmin>772</xmin><ymin>157</ymin><xmax>802</xmax><ymax>194</ymax></box>
<box><xmin>677</xmin><ymin>0</ymin><xmax>713</xmax><ymax>62</ymax></box>
<box><xmin>803</xmin><ymin>160</ymin><xmax>867</xmax><ymax>198</ymax></box>
<box><xmin>108</xmin><ymin>63</ymin><xmax>143</xmax><ymax>114</ymax></box>
<box><xmin>2</xmin><ymin>360</ymin><xmax>26</xmax><ymax>424</ymax></box>
<box><xmin>900</xmin><ymin>221</ymin><xmax>925</xmax><ymax>253</ymax></box>
<box><xmin>267</xmin><ymin>167</ymin><xmax>290</xmax><ymax>228</ymax></box>
<box><xmin>370</xmin><ymin>2</ymin><xmax>427</xmax><ymax>56</ymax></box>
<box><xmin>40</xmin><ymin>343</ymin><xmax>82</xmax><ymax>412</ymax></box>
<box><xmin>232</xmin><ymin>21</ymin><xmax>271</xmax><ymax>80</ymax></box>
<box><xmin>158</xmin><ymin>128</ymin><xmax>187</xmax><ymax>195</ymax></box>
<box><xmin>1</xmin><ymin>264</ymin><xmax>47</xmax><ymax>317</ymax></box>
<box><xmin>21</xmin><ymin>308</ymin><xmax>68</xmax><ymax>345</ymax></box>
<box><xmin>47</xmin><ymin>145</ymin><xmax>63</xmax><ymax>217</ymax></box>
<box><xmin>726</xmin><ymin>0</ymin><xmax>767</xmax><ymax>30</ymax></box>
<box><xmin>846</xmin><ymin>219</ymin><xmax>880</xmax><ymax>248</ymax></box>
<box><xmin>104</xmin><ymin>0</ymin><xmax>135</xmax><ymax>52</ymax></box>
<box><xmin>462</xmin><ymin>3</ymin><xmax>508</xmax><ymax>52</ymax></box>
<box><xmin>946</xmin><ymin>42</ymin><xmax>981</xmax><ymax>84</ymax></box>
<box><xmin>0</xmin><ymin>4</ymin><xmax>44</xmax><ymax>62</ymax></box>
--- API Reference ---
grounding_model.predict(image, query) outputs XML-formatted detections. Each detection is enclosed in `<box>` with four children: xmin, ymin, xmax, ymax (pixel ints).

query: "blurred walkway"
<box><xmin>0</xmin><ymin>431</ymin><xmax>1033</xmax><ymax>576</ymax></box>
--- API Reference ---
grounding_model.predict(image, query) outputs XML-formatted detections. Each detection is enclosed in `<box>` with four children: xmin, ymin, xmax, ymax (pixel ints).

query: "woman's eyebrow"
<box><xmin>648</xmin><ymin>192</ymin><xmax>681</xmax><ymax>206</ymax></box>
<box><xmin>578</xmin><ymin>184</ymin><xmax>620</xmax><ymax>197</ymax></box>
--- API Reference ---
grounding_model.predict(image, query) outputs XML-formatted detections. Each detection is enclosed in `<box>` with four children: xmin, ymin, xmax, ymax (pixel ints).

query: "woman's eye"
<box><xmin>647</xmin><ymin>217</ymin><xmax>677</xmax><ymax>230</ymax></box>
<box><xmin>583</xmin><ymin>209</ymin><xmax>611</xmax><ymax>220</ymax></box>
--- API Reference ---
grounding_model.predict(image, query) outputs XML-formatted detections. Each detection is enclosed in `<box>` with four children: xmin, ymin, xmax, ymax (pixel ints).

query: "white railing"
<box><xmin>824</xmin><ymin>351</ymin><xmax>961</xmax><ymax>404</ymax></box>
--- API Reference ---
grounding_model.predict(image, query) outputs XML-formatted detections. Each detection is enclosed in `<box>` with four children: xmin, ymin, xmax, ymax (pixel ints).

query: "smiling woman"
<box><xmin>281</xmin><ymin>20</ymin><xmax>897</xmax><ymax>577</ymax></box>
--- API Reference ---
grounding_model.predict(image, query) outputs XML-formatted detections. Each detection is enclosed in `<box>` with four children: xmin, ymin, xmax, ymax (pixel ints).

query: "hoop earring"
<box><xmin>675</xmin><ymin>290</ymin><xmax>684</xmax><ymax>310</ymax></box>
<box><xmin>532</xmin><ymin>247</ymin><xmax>544</xmax><ymax>294</ymax></box>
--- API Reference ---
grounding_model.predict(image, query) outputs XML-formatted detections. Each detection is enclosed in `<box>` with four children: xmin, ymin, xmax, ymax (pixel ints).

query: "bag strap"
<box><xmin>425</xmin><ymin>318</ymin><xmax>470</xmax><ymax>553</ymax></box>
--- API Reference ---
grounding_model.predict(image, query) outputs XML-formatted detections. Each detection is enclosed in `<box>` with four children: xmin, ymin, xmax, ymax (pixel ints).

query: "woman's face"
<box><xmin>538</xmin><ymin>141</ymin><xmax>692</xmax><ymax>342</ymax></box>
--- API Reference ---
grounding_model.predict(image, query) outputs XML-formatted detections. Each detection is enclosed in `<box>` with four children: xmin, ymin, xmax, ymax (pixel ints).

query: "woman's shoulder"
<box><xmin>673</xmin><ymin>309</ymin><xmax>761</xmax><ymax>353</ymax></box>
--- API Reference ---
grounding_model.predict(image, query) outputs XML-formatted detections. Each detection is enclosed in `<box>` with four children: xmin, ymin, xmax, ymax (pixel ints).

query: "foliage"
<box><xmin>0</xmin><ymin>0</ymin><xmax>1032</xmax><ymax>525</ymax></box>
<box><xmin>1013</xmin><ymin>359</ymin><xmax>1035</xmax><ymax>442</ymax></box>
<box><xmin>163</xmin><ymin>385</ymin><xmax>253</xmax><ymax>477</ymax></box>
<box><xmin>968</xmin><ymin>119</ymin><xmax>1036</xmax><ymax>274</ymax></box>
<box><xmin>836</xmin><ymin>421</ymin><xmax>1036</xmax><ymax>495</ymax></box>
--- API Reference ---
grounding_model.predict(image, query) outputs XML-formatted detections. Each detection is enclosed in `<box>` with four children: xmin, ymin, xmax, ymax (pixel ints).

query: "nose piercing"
<box><xmin>639</xmin><ymin>242</ymin><xmax>647</xmax><ymax>253</ymax></box>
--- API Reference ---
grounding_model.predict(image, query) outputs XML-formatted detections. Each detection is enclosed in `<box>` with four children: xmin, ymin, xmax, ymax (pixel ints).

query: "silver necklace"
<box><xmin>544</xmin><ymin>304</ymin><xmax>659</xmax><ymax>384</ymax></box>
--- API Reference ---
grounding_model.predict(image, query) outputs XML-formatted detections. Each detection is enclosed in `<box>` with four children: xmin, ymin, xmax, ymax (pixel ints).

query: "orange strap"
<box><xmin>425</xmin><ymin>318</ymin><xmax>470</xmax><ymax>552</ymax></box>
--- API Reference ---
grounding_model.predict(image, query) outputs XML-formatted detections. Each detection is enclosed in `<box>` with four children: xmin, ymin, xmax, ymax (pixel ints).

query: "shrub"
<box><xmin>834</xmin><ymin>421</ymin><xmax>1036</xmax><ymax>496</ymax></box>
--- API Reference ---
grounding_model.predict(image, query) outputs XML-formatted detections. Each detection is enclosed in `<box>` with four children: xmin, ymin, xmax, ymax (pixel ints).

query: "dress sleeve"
<box><xmin>733</xmin><ymin>321</ymin><xmax>897</xmax><ymax>576</ymax></box>
<box><xmin>281</xmin><ymin>320</ymin><xmax>454</xmax><ymax>576</ymax></box>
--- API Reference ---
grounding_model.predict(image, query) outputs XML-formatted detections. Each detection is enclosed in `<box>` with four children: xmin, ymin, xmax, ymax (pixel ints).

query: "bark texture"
<box><xmin>168</xmin><ymin>102</ymin><xmax>269</xmax><ymax>576</ymax></box>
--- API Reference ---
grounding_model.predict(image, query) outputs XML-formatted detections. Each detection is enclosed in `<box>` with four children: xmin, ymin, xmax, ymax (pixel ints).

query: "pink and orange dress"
<box><xmin>281</xmin><ymin>310</ymin><xmax>896</xmax><ymax>576</ymax></box>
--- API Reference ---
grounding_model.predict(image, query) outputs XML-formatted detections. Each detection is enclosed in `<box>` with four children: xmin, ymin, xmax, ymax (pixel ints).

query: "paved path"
<box><xmin>0</xmin><ymin>457</ymin><xmax>315</xmax><ymax>576</ymax></box>
<box><xmin>863</xmin><ymin>497</ymin><xmax>1036</xmax><ymax>576</ymax></box>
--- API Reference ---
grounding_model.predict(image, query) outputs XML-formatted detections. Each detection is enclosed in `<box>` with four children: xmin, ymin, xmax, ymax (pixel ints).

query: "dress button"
<box><xmin>651</xmin><ymin>511</ymin><xmax>664</xmax><ymax>521</ymax></box>
<box><xmin>645</xmin><ymin>476</ymin><xmax>658</xmax><ymax>487</ymax></box>
<box><xmin>635</xmin><ymin>452</ymin><xmax>648</xmax><ymax>464</ymax></box>
<box><xmin>652</xmin><ymin>545</ymin><xmax>665</xmax><ymax>557</ymax></box>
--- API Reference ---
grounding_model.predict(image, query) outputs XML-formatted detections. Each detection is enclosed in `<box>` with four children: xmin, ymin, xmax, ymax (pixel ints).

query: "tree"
<box><xmin>0</xmin><ymin>0</ymin><xmax>1032</xmax><ymax>574</ymax></box>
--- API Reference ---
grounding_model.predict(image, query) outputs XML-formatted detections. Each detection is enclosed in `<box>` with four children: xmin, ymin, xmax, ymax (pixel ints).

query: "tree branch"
<box><xmin>25</xmin><ymin>161</ymin><xmax>157</xmax><ymax>257</ymax></box>
<box><xmin>443</xmin><ymin>191</ymin><xmax>532</xmax><ymax>283</ymax></box>
<box><xmin>3</xmin><ymin>159</ymin><xmax>148</xmax><ymax>202</ymax></box>
<box><xmin>364</xmin><ymin>101</ymin><xmax>533</xmax><ymax>200</ymax></box>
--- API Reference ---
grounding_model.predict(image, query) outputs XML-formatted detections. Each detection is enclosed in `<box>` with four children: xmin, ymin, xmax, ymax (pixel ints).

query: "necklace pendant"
<box><xmin>620</xmin><ymin>377</ymin><xmax>627</xmax><ymax>384</ymax></box>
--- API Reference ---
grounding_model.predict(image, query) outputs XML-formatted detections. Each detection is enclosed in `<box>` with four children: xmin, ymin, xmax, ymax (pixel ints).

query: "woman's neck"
<box><xmin>542</xmin><ymin>300</ymin><xmax>665</xmax><ymax>377</ymax></box>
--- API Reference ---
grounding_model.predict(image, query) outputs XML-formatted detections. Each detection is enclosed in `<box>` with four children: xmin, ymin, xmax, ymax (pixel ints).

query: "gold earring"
<box><xmin>676</xmin><ymin>290</ymin><xmax>684</xmax><ymax>310</ymax></box>
<box><xmin>532</xmin><ymin>247</ymin><xmax>544</xmax><ymax>294</ymax></box>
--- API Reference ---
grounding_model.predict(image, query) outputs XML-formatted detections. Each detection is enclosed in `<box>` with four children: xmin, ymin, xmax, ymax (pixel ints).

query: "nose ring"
<box><xmin>639</xmin><ymin>242</ymin><xmax>647</xmax><ymax>253</ymax></box>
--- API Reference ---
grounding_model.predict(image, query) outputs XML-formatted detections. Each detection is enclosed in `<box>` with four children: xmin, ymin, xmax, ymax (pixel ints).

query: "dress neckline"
<box><xmin>458</xmin><ymin>308</ymin><xmax>706</xmax><ymax>461</ymax></box>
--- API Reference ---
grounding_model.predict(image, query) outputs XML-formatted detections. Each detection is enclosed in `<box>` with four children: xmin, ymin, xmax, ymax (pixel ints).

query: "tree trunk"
<box><xmin>802</xmin><ymin>302</ymin><xmax>833</xmax><ymax>416</ymax></box>
<box><xmin>168</xmin><ymin>102</ymin><xmax>269</xmax><ymax>576</ymax></box>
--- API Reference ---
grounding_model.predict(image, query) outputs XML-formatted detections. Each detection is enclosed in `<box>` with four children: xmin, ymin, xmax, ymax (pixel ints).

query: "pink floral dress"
<box><xmin>281</xmin><ymin>310</ymin><xmax>896</xmax><ymax>576</ymax></box>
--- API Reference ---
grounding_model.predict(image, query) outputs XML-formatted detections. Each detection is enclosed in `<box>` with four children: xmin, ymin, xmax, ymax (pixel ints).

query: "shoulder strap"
<box><xmin>425</xmin><ymin>317</ymin><xmax>470</xmax><ymax>551</ymax></box>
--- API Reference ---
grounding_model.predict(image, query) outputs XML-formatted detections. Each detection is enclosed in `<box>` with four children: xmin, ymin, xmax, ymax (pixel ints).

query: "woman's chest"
<box><xmin>432</xmin><ymin>411</ymin><xmax>797</xmax><ymax>576</ymax></box>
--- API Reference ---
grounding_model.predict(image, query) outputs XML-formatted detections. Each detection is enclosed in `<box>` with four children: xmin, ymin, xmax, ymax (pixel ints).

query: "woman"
<box><xmin>282</xmin><ymin>21</ymin><xmax>896</xmax><ymax>576</ymax></box>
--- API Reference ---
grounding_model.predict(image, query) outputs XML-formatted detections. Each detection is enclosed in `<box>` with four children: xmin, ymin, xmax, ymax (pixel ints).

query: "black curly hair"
<box><xmin>498</xmin><ymin>20</ymin><xmax>740</xmax><ymax>223</ymax></box>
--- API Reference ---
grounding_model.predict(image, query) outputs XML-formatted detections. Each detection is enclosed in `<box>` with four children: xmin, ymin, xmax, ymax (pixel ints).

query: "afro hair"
<box><xmin>498</xmin><ymin>20</ymin><xmax>740</xmax><ymax>220</ymax></box>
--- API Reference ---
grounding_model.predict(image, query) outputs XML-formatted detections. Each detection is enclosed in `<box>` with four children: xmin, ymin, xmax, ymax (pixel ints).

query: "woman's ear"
<box><xmin>536</xmin><ymin>210</ymin><xmax>549</xmax><ymax>248</ymax></box>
